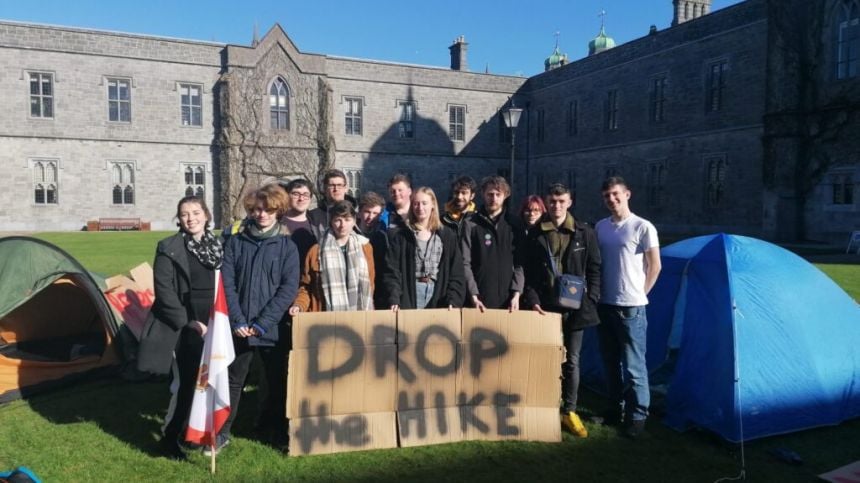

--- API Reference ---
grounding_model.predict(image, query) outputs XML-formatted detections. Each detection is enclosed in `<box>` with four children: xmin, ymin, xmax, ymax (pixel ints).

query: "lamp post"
<box><xmin>502</xmin><ymin>103</ymin><xmax>523</xmax><ymax>196</ymax></box>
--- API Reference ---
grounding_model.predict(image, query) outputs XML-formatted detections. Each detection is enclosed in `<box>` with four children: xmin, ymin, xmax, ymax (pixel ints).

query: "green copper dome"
<box><xmin>544</xmin><ymin>45</ymin><xmax>568</xmax><ymax>71</ymax></box>
<box><xmin>588</xmin><ymin>25</ymin><xmax>615</xmax><ymax>55</ymax></box>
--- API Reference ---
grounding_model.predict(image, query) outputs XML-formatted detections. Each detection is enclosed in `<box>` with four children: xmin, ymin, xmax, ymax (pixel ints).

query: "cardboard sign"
<box><xmin>287</xmin><ymin>308</ymin><xmax>563</xmax><ymax>456</ymax></box>
<box><xmin>103</xmin><ymin>263</ymin><xmax>155</xmax><ymax>340</ymax></box>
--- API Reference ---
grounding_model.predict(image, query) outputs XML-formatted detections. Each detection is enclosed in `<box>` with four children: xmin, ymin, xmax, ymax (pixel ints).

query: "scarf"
<box><xmin>246</xmin><ymin>220</ymin><xmax>281</xmax><ymax>240</ymax></box>
<box><xmin>184</xmin><ymin>230</ymin><xmax>223</xmax><ymax>269</ymax></box>
<box><xmin>319</xmin><ymin>231</ymin><xmax>373</xmax><ymax>311</ymax></box>
<box><xmin>444</xmin><ymin>200</ymin><xmax>476</xmax><ymax>222</ymax></box>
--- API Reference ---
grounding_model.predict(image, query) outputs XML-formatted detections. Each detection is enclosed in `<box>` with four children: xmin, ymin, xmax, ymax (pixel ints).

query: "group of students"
<box><xmin>136</xmin><ymin>168</ymin><xmax>661</xmax><ymax>459</ymax></box>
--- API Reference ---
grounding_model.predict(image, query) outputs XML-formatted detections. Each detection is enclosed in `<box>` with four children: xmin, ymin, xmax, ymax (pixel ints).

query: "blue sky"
<box><xmin>1</xmin><ymin>0</ymin><xmax>743</xmax><ymax>76</ymax></box>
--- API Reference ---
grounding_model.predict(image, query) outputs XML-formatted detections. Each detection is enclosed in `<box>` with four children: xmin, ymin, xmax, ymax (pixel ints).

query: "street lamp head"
<box><xmin>503</xmin><ymin>107</ymin><xmax>523</xmax><ymax>129</ymax></box>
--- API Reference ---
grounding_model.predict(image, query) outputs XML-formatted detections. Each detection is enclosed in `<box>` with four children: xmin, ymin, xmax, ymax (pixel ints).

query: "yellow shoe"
<box><xmin>561</xmin><ymin>411</ymin><xmax>588</xmax><ymax>438</ymax></box>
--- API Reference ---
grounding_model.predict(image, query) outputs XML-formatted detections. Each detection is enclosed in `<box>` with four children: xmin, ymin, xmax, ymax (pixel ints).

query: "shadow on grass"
<box><xmin>16</xmin><ymin>378</ymin><xmax>860</xmax><ymax>482</ymax></box>
<box><xmin>23</xmin><ymin>368</ymin><xmax>272</xmax><ymax>458</ymax></box>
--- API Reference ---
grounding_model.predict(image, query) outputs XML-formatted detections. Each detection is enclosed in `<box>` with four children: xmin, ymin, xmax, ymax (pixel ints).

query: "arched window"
<box><xmin>182</xmin><ymin>164</ymin><xmax>206</xmax><ymax>198</ymax></box>
<box><xmin>110</xmin><ymin>162</ymin><xmax>135</xmax><ymax>205</ymax></box>
<box><xmin>270</xmin><ymin>78</ymin><xmax>290</xmax><ymax>130</ymax></box>
<box><xmin>32</xmin><ymin>160</ymin><xmax>59</xmax><ymax>205</ymax></box>
<box><xmin>837</xmin><ymin>1</ymin><xmax>860</xmax><ymax>79</ymax></box>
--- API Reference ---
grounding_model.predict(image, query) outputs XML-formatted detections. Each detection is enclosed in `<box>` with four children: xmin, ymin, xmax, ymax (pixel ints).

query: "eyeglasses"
<box><xmin>290</xmin><ymin>192</ymin><xmax>311</xmax><ymax>200</ymax></box>
<box><xmin>327</xmin><ymin>183</ymin><xmax>346</xmax><ymax>190</ymax></box>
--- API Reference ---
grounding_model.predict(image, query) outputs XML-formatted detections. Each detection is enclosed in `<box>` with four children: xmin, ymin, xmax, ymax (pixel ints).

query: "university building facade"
<box><xmin>0</xmin><ymin>0</ymin><xmax>857</xmax><ymax>242</ymax></box>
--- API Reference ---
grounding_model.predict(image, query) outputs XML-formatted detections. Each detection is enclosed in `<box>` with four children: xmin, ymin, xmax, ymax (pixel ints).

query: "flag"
<box><xmin>185</xmin><ymin>270</ymin><xmax>235</xmax><ymax>446</ymax></box>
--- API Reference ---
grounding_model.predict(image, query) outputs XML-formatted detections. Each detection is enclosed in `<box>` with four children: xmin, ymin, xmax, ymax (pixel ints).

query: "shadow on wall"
<box><xmin>362</xmin><ymin>86</ymin><xmax>519</xmax><ymax>204</ymax></box>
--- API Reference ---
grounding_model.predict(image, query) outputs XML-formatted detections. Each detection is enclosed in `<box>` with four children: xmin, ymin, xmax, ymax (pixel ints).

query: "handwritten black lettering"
<box><xmin>468</xmin><ymin>327</ymin><xmax>509</xmax><ymax>377</ymax></box>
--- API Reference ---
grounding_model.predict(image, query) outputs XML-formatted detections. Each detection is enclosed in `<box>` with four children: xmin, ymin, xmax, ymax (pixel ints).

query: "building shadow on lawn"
<box><xmin>25</xmin><ymin>370</ymin><xmax>271</xmax><ymax>457</ymax></box>
<box><xmin>24</xmin><ymin>376</ymin><xmax>172</xmax><ymax>456</ymax></box>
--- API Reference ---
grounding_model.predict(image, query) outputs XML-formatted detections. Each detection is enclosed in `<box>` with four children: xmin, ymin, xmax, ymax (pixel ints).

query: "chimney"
<box><xmin>449</xmin><ymin>35</ymin><xmax>468</xmax><ymax>71</ymax></box>
<box><xmin>672</xmin><ymin>0</ymin><xmax>712</xmax><ymax>26</ymax></box>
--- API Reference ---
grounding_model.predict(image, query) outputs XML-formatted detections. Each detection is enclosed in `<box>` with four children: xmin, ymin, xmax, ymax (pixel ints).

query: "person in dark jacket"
<box><xmin>519</xmin><ymin>194</ymin><xmax>547</xmax><ymax>233</ymax></box>
<box><xmin>306</xmin><ymin>169</ymin><xmax>357</xmax><ymax>227</ymax></box>
<box><xmin>461</xmin><ymin>176</ymin><xmax>524</xmax><ymax>310</ymax></box>
<box><xmin>356</xmin><ymin>191</ymin><xmax>389</xmax><ymax>308</ymax></box>
<box><xmin>441</xmin><ymin>175</ymin><xmax>477</xmax><ymax>237</ymax></box>
<box><xmin>379</xmin><ymin>173</ymin><xmax>412</xmax><ymax>231</ymax></box>
<box><xmin>279</xmin><ymin>178</ymin><xmax>325</xmax><ymax>266</ymax></box>
<box><xmin>137</xmin><ymin>195</ymin><xmax>221</xmax><ymax>459</ymax></box>
<box><xmin>383</xmin><ymin>186</ymin><xmax>465</xmax><ymax>310</ymax></box>
<box><xmin>523</xmin><ymin>183</ymin><xmax>601</xmax><ymax>439</ymax></box>
<box><xmin>218</xmin><ymin>184</ymin><xmax>300</xmax><ymax>453</ymax></box>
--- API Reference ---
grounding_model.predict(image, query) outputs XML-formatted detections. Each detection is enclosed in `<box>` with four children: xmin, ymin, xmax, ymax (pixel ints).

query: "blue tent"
<box><xmin>581</xmin><ymin>234</ymin><xmax>860</xmax><ymax>442</ymax></box>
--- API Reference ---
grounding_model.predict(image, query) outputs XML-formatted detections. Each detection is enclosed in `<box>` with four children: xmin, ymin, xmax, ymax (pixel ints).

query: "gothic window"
<box><xmin>183</xmin><ymin>164</ymin><xmax>205</xmax><ymax>198</ymax></box>
<box><xmin>398</xmin><ymin>101</ymin><xmax>414</xmax><ymax>138</ymax></box>
<box><xmin>180</xmin><ymin>83</ymin><xmax>202</xmax><ymax>127</ymax></box>
<box><xmin>605</xmin><ymin>90</ymin><xmax>619</xmax><ymax>130</ymax></box>
<box><xmin>705</xmin><ymin>156</ymin><xmax>727</xmax><ymax>207</ymax></box>
<box><xmin>650</xmin><ymin>76</ymin><xmax>668</xmax><ymax>123</ymax></box>
<box><xmin>449</xmin><ymin>105</ymin><xmax>466</xmax><ymax>141</ymax></box>
<box><xmin>647</xmin><ymin>161</ymin><xmax>667</xmax><ymax>207</ymax></box>
<box><xmin>107</xmin><ymin>78</ymin><xmax>131</xmax><ymax>122</ymax></box>
<box><xmin>832</xmin><ymin>172</ymin><xmax>855</xmax><ymax>205</ymax></box>
<box><xmin>33</xmin><ymin>160</ymin><xmax>58</xmax><ymax>204</ymax></box>
<box><xmin>344</xmin><ymin>97</ymin><xmax>362</xmax><ymax>136</ymax></box>
<box><xmin>837</xmin><ymin>1</ymin><xmax>860</xmax><ymax>79</ymax></box>
<box><xmin>345</xmin><ymin>169</ymin><xmax>362</xmax><ymax>198</ymax></box>
<box><xmin>567</xmin><ymin>100</ymin><xmax>578</xmax><ymax>136</ymax></box>
<box><xmin>270</xmin><ymin>78</ymin><xmax>290</xmax><ymax>130</ymax></box>
<box><xmin>707</xmin><ymin>61</ymin><xmax>728</xmax><ymax>112</ymax></box>
<box><xmin>111</xmin><ymin>162</ymin><xmax>135</xmax><ymax>205</ymax></box>
<box><xmin>29</xmin><ymin>72</ymin><xmax>54</xmax><ymax>119</ymax></box>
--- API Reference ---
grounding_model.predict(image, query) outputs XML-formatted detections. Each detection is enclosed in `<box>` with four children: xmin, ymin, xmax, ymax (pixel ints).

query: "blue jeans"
<box><xmin>416</xmin><ymin>280</ymin><xmax>435</xmax><ymax>309</ymax></box>
<box><xmin>597</xmin><ymin>304</ymin><xmax>649</xmax><ymax>421</ymax></box>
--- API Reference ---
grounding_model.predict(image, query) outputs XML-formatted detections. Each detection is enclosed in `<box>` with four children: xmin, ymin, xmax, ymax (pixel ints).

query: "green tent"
<box><xmin>0</xmin><ymin>236</ymin><xmax>121</xmax><ymax>402</ymax></box>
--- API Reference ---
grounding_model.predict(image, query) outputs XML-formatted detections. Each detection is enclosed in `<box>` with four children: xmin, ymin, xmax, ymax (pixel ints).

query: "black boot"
<box><xmin>159</xmin><ymin>436</ymin><xmax>187</xmax><ymax>461</ymax></box>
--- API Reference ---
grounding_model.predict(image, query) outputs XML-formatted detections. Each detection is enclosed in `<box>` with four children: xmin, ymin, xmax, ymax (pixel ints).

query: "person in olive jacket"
<box><xmin>217</xmin><ymin>184</ymin><xmax>299</xmax><ymax>453</ymax></box>
<box><xmin>136</xmin><ymin>195</ymin><xmax>221</xmax><ymax>460</ymax></box>
<box><xmin>522</xmin><ymin>183</ymin><xmax>601</xmax><ymax>439</ymax></box>
<box><xmin>383</xmin><ymin>186</ymin><xmax>465</xmax><ymax>310</ymax></box>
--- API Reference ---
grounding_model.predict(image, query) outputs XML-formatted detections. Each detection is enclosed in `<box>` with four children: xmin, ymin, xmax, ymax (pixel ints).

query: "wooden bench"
<box><xmin>94</xmin><ymin>218</ymin><xmax>142</xmax><ymax>231</ymax></box>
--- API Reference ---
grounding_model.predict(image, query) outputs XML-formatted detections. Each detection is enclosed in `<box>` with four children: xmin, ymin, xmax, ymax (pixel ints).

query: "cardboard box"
<box><xmin>292</xmin><ymin>310</ymin><xmax>396</xmax><ymax>349</ymax></box>
<box><xmin>288</xmin><ymin>311</ymin><xmax>398</xmax><ymax>419</ymax></box>
<box><xmin>289</xmin><ymin>411</ymin><xmax>398</xmax><ymax>456</ymax></box>
<box><xmin>457</xmin><ymin>343</ymin><xmax>564</xmax><ymax>409</ymax></box>
<box><xmin>397</xmin><ymin>406</ymin><xmax>462</xmax><ymax>447</ymax></box>
<box><xmin>462</xmin><ymin>308</ymin><xmax>562</xmax><ymax>346</ymax></box>
<box><xmin>103</xmin><ymin>262</ymin><xmax>155</xmax><ymax>340</ymax></box>
<box><xmin>288</xmin><ymin>308</ymin><xmax>564</xmax><ymax>455</ymax></box>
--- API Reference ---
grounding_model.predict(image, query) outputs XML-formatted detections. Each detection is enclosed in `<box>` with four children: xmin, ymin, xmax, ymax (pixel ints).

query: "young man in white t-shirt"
<box><xmin>595</xmin><ymin>176</ymin><xmax>661</xmax><ymax>439</ymax></box>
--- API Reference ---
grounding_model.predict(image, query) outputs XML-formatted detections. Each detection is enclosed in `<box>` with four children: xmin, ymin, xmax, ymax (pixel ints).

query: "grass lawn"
<box><xmin>1</xmin><ymin>232</ymin><xmax>858</xmax><ymax>482</ymax></box>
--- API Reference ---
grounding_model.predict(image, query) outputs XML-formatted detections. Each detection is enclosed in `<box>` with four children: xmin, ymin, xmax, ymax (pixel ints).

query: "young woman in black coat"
<box><xmin>138</xmin><ymin>195</ymin><xmax>221</xmax><ymax>460</ymax></box>
<box><xmin>383</xmin><ymin>187</ymin><xmax>465</xmax><ymax>310</ymax></box>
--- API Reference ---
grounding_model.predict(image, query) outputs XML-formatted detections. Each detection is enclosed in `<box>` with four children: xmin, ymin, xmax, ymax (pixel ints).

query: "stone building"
<box><xmin>0</xmin><ymin>0</ymin><xmax>857</xmax><ymax>242</ymax></box>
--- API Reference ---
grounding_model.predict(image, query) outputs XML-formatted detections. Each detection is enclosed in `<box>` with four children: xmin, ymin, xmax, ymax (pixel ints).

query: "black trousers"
<box><xmin>163</xmin><ymin>327</ymin><xmax>204</xmax><ymax>441</ymax></box>
<box><xmin>220</xmin><ymin>336</ymin><xmax>288</xmax><ymax>438</ymax></box>
<box><xmin>561</xmin><ymin>315</ymin><xmax>585</xmax><ymax>413</ymax></box>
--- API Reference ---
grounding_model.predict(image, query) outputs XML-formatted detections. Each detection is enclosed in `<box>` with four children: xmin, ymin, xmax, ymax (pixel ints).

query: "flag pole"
<box><xmin>210</xmin><ymin>406</ymin><xmax>216</xmax><ymax>474</ymax></box>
